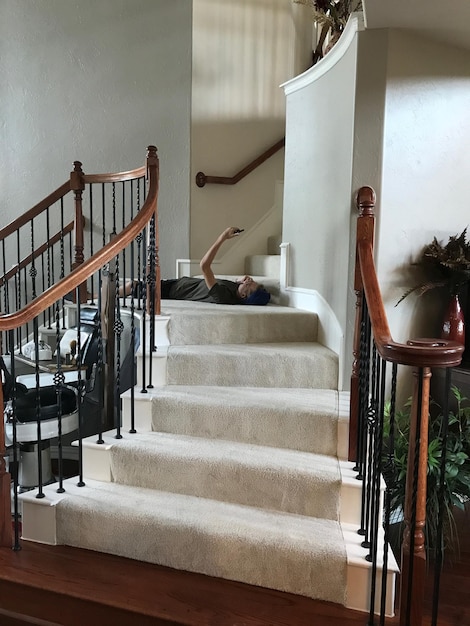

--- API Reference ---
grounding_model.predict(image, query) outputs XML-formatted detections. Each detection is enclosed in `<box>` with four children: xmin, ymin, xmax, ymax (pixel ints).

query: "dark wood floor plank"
<box><xmin>0</xmin><ymin>542</ymin><xmax>369</xmax><ymax>626</ymax></box>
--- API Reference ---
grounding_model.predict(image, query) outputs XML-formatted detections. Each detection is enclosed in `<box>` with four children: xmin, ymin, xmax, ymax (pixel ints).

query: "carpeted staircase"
<box><xmin>19</xmin><ymin>265</ymin><xmax>397</xmax><ymax>614</ymax></box>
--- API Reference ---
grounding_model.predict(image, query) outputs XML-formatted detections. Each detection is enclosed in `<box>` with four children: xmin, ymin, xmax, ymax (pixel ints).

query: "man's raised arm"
<box><xmin>199</xmin><ymin>227</ymin><xmax>242</xmax><ymax>290</ymax></box>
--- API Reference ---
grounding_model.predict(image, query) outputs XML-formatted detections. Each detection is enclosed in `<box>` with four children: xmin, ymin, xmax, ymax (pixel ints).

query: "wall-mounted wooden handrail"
<box><xmin>195</xmin><ymin>137</ymin><xmax>285</xmax><ymax>188</ymax></box>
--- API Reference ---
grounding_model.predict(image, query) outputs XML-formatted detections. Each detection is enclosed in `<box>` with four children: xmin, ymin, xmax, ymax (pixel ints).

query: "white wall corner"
<box><xmin>175</xmin><ymin>259</ymin><xmax>203</xmax><ymax>278</ymax></box>
<box><xmin>279</xmin><ymin>242</ymin><xmax>345</xmax><ymax>389</ymax></box>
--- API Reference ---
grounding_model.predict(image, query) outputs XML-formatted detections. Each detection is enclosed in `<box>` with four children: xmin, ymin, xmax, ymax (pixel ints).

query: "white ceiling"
<box><xmin>363</xmin><ymin>0</ymin><xmax>470</xmax><ymax>52</ymax></box>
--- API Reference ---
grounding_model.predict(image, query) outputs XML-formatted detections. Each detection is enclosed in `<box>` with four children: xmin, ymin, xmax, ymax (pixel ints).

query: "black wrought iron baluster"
<box><xmin>23</xmin><ymin>265</ymin><xmax>29</xmax><ymax>340</ymax></box>
<box><xmin>356</xmin><ymin>292</ymin><xmax>370</xmax><ymax>477</ymax></box>
<box><xmin>358</xmin><ymin>301</ymin><xmax>372</xmax><ymax>542</ymax></box>
<box><xmin>140</xmin><ymin>228</ymin><xmax>148</xmax><ymax>394</ymax></box>
<box><xmin>114</xmin><ymin>253</ymin><xmax>123</xmax><ymax>440</ymax></box>
<box><xmin>147</xmin><ymin>214</ymin><xmax>156</xmax><ymax>389</ymax></box>
<box><xmin>32</xmin><ymin>317</ymin><xmax>45</xmax><ymax>499</ymax></box>
<box><xmin>46</xmin><ymin>207</ymin><xmax>53</xmax><ymax>329</ymax></box>
<box><xmin>136</xmin><ymin>181</ymin><xmax>143</xmax><ymax>311</ymax></box>
<box><xmin>14</xmin><ymin>272</ymin><xmax>20</xmax><ymax>350</ymax></box>
<box><xmin>60</xmin><ymin>198</ymin><xmax>67</xmax><ymax>329</ymax></box>
<box><xmin>121</xmin><ymin>181</ymin><xmax>127</xmax><ymax>308</ymax></box>
<box><xmin>54</xmin><ymin>301</ymin><xmax>66</xmax><ymax>494</ymax></box>
<box><xmin>30</xmin><ymin>219</ymin><xmax>37</xmax><ymax>299</ymax></box>
<box><xmin>128</xmin><ymin>186</ymin><xmax>137</xmax><ymax>433</ymax></box>
<box><xmin>380</xmin><ymin>362</ymin><xmax>398</xmax><ymax>625</ymax></box>
<box><xmin>68</xmin><ymin>226</ymin><xmax>73</xmax><ymax>270</ymax></box>
<box><xmin>367</xmin><ymin>356</ymin><xmax>387</xmax><ymax>625</ymax></box>
<box><xmin>8</xmin><ymin>333</ymin><xmax>21</xmax><ymax>550</ymax></box>
<box><xmin>112</xmin><ymin>182</ymin><xmax>117</xmax><ymax>236</ymax></box>
<box><xmin>41</xmin><ymin>254</ymin><xmax>47</xmax><ymax>328</ymax></box>
<box><xmin>431</xmin><ymin>366</ymin><xmax>451</xmax><ymax>626</ymax></box>
<box><xmin>89</xmin><ymin>184</ymin><xmax>95</xmax><ymax>303</ymax></box>
<box><xmin>129</xmin><ymin>282</ymin><xmax>137</xmax><ymax>434</ymax></box>
<box><xmin>102</xmin><ymin>183</ymin><xmax>106</xmax><ymax>248</ymax></box>
<box><xmin>95</xmin><ymin>269</ymin><xmax>105</xmax><ymax>445</ymax></box>
<box><xmin>16</xmin><ymin>231</ymin><xmax>22</xmax><ymax>348</ymax></box>
<box><xmin>76</xmin><ymin>294</ymin><xmax>85</xmax><ymax>488</ymax></box>
<box><xmin>362</xmin><ymin>344</ymin><xmax>378</xmax><ymax>550</ymax></box>
<box><xmin>1</xmin><ymin>240</ymin><xmax>7</xmax><ymax>315</ymax></box>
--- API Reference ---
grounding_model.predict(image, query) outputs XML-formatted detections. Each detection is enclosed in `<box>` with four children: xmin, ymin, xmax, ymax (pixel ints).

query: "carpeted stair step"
<box><xmin>245</xmin><ymin>254</ymin><xmax>280</xmax><ymax>277</ymax></box>
<box><xmin>166</xmin><ymin>343</ymin><xmax>338</xmax><ymax>389</ymax></box>
<box><xmin>160</xmin><ymin>300</ymin><xmax>311</xmax><ymax>345</ymax></box>
<box><xmin>107</xmin><ymin>432</ymin><xmax>341</xmax><ymax>520</ymax></box>
<box><xmin>145</xmin><ymin>386</ymin><xmax>340</xmax><ymax>456</ymax></box>
<box><xmin>50</xmin><ymin>478</ymin><xmax>347</xmax><ymax>605</ymax></box>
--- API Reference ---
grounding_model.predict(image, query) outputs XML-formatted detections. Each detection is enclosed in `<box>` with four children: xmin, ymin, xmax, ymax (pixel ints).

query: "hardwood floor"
<box><xmin>0</xmin><ymin>504</ymin><xmax>468</xmax><ymax>626</ymax></box>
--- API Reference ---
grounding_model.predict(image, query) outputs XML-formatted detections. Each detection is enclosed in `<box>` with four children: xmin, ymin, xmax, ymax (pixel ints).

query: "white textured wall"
<box><xmin>283</xmin><ymin>32</ymin><xmax>358</xmax><ymax>331</ymax></box>
<box><xmin>190</xmin><ymin>0</ymin><xmax>312</xmax><ymax>262</ymax></box>
<box><xmin>377</xmin><ymin>31</ymin><xmax>470</xmax><ymax>343</ymax></box>
<box><xmin>0</xmin><ymin>0</ymin><xmax>192</xmax><ymax>277</ymax></box>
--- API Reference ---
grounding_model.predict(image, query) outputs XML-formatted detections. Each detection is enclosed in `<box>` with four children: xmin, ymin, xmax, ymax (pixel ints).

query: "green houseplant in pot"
<box><xmin>383</xmin><ymin>386</ymin><xmax>470</xmax><ymax>560</ymax></box>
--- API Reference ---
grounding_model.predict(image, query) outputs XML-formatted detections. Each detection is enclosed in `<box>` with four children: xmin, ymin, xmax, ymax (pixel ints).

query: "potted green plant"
<box><xmin>383</xmin><ymin>386</ymin><xmax>470</xmax><ymax>559</ymax></box>
<box><xmin>293</xmin><ymin>0</ymin><xmax>363</xmax><ymax>64</ymax></box>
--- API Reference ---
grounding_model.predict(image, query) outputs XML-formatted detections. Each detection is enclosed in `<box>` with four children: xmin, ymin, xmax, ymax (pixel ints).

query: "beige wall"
<box><xmin>377</xmin><ymin>31</ymin><xmax>470</xmax><ymax>344</ymax></box>
<box><xmin>0</xmin><ymin>0</ymin><xmax>192</xmax><ymax>277</ymax></box>
<box><xmin>190</xmin><ymin>0</ymin><xmax>312</xmax><ymax>264</ymax></box>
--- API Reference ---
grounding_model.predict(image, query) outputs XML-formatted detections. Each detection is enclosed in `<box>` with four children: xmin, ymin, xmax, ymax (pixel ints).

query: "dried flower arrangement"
<box><xmin>293</xmin><ymin>0</ymin><xmax>363</xmax><ymax>64</ymax></box>
<box><xmin>397</xmin><ymin>229</ymin><xmax>470</xmax><ymax>305</ymax></box>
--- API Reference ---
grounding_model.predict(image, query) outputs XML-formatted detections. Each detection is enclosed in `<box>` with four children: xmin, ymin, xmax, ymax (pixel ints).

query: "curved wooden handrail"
<box><xmin>0</xmin><ymin>146</ymin><xmax>159</xmax><ymax>331</ymax></box>
<box><xmin>195</xmin><ymin>137</ymin><xmax>285</xmax><ymax>188</ymax></box>
<box><xmin>0</xmin><ymin>182</ymin><xmax>71</xmax><ymax>241</ymax></box>
<box><xmin>356</xmin><ymin>186</ymin><xmax>464</xmax><ymax>369</ymax></box>
<box><xmin>83</xmin><ymin>165</ymin><xmax>147</xmax><ymax>184</ymax></box>
<box><xmin>352</xmin><ymin>186</ymin><xmax>464</xmax><ymax>624</ymax></box>
<box><xmin>0</xmin><ymin>220</ymin><xmax>75</xmax><ymax>289</ymax></box>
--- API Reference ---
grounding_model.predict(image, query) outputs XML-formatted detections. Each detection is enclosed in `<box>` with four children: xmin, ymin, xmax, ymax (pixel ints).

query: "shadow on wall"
<box><xmin>190</xmin><ymin>119</ymin><xmax>285</xmax><ymax>261</ymax></box>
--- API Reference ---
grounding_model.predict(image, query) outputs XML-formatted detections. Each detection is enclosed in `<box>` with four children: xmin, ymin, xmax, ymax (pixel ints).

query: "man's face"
<box><xmin>237</xmin><ymin>276</ymin><xmax>260</xmax><ymax>299</ymax></box>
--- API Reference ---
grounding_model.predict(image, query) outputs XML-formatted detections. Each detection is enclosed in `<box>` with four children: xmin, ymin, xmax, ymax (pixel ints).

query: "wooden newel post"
<box><xmin>400</xmin><ymin>365</ymin><xmax>431</xmax><ymax>626</ymax></box>
<box><xmin>0</xmin><ymin>377</ymin><xmax>12</xmax><ymax>547</ymax></box>
<box><xmin>349</xmin><ymin>186</ymin><xmax>376</xmax><ymax>461</ymax></box>
<box><xmin>146</xmin><ymin>146</ymin><xmax>160</xmax><ymax>316</ymax></box>
<box><xmin>70</xmin><ymin>160</ymin><xmax>87</xmax><ymax>303</ymax></box>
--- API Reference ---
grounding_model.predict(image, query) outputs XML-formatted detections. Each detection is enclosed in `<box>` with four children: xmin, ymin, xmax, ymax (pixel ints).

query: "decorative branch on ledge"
<box><xmin>294</xmin><ymin>0</ymin><xmax>363</xmax><ymax>64</ymax></box>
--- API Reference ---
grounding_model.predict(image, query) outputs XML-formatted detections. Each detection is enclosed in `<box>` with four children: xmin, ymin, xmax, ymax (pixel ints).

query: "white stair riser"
<box><xmin>136</xmin><ymin>351</ymin><xmax>167</xmax><ymax>388</ymax></box>
<box><xmin>245</xmin><ymin>254</ymin><xmax>280</xmax><ymax>277</ymax></box>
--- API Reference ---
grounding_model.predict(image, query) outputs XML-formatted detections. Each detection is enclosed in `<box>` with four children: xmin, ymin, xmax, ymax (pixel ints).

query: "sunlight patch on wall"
<box><xmin>192</xmin><ymin>0</ymin><xmax>306</xmax><ymax>121</ymax></box>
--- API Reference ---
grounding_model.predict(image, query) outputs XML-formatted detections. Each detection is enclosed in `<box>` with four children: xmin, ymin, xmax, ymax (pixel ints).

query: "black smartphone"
<box><xmin>234</xmin><ymin>228</ymin><xmax>244</xmax><ymax>233</ymax></box>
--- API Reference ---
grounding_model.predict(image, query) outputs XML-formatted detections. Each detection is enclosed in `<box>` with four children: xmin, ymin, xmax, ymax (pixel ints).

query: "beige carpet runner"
<box><xmin>49</xmin><ymin>300</ymin><xmax>347</xmax><ymax>606</ymax></box>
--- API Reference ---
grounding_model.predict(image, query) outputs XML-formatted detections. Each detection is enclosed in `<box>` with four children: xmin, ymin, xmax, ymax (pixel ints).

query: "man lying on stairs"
<box><xmin>130</xmin><ymin>227</ymin><xmax>271</xmax><ymax>306</ymax></box>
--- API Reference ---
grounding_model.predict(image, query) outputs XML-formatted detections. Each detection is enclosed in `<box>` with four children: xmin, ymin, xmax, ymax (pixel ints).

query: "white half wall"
<box><xmin>282</xmin><ymin>15</ymin><xmax>363</xmax><ymax>390</ymax></box>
